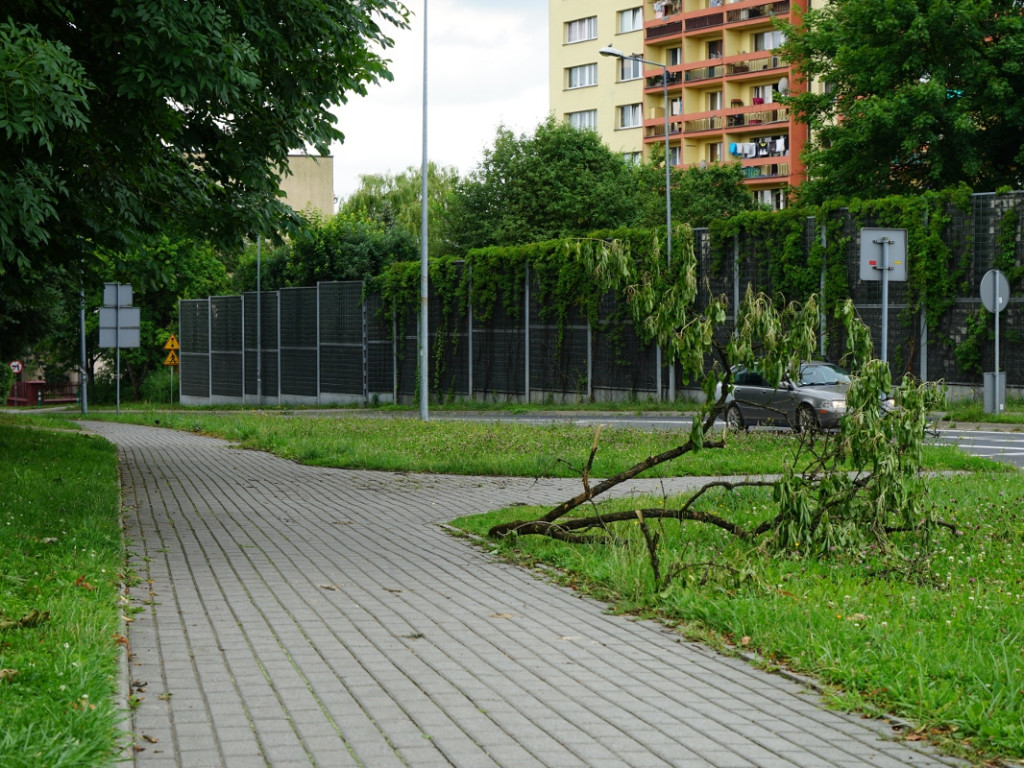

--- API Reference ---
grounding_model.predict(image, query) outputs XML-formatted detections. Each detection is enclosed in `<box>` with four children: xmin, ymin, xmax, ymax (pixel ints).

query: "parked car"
<box><xmin>717</xmin><ymin>361</ymin><xmax>854</xmax><ymax>432</ymax></box>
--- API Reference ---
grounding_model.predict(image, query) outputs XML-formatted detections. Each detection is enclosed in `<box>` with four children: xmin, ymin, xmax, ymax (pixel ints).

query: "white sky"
<box><xmin>330</xmin><ymin>0</ymin><xmax>550</xmax><ymax>207</ymax></box>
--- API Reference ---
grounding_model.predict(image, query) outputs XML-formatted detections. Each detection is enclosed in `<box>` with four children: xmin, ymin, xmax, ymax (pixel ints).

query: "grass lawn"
<box><xmin>0</xmin><ymin>418</ymin><xmax>126</xmax><ymax>768</ymax></box>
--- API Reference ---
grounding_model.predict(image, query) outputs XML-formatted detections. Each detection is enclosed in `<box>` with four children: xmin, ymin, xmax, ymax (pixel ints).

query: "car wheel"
<box><xmin>725</xmin><ymin>404</ymin><xmax>746</xmax><ymax>431</ymax></box>
<box><xmin>794</xmin><ymin>404</ymin><xmax>818</xmax><ymax>433</ymax></box>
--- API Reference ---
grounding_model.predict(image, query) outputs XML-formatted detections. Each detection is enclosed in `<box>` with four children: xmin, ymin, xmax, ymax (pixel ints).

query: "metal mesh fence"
<box><xmin>243</xmin><ymin>292</ymin><xmax>279</xmax><ymax>399</ymax></box>
<box><xmin>177</xmin><ymin>193</ymin><xmax>1024</xmax><ymax>404</ymax></box>
<box><xmin>179</xmin><ymin>300</ymin><xmax>209</xmax><ymax>399</ymax></box>
<box><xmin>279</xmin><ymin>287</ymin><xmax>317</xmax><ymax>398</ymax></box>
<box><xmin>210</xmin><ymin>296</ymin><xmax>243</xmax><ymax>398</ymax></box>
<box><xmin>319</xmin><ymin>282</ymin><xmax>365</xmax><ymax>397</ymax></box>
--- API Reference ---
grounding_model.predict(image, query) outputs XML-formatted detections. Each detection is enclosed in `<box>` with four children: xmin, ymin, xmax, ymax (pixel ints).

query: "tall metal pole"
<box><xmin>80</xmin><ymin>286</ymin><xmax>88</xmax><ymax>415</ymax></box>
<box><xmin>256</xmin><ymin>234</ymin><xmax>262</xmax><ymax>405</ymax></box>
<box><xmin>419</xmin><ymin>0</ymin><xmax>430</xmax><ymax>421</ymax></box>
<box><xmin>663</xmin><ymin>66</ymin><xmax>674</xmax><ymax>402</ymax></box>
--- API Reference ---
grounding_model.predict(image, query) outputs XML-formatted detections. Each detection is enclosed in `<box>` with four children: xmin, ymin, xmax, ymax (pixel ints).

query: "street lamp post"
<box><xmin>599</xmin><ymin>45</ymin><xmax>674</xmax><ymax>401</ymax></box>
<box><xmin>419</xmin><ymin>0</ymin><xmax>430</xmax><ymax>421</ymax></box>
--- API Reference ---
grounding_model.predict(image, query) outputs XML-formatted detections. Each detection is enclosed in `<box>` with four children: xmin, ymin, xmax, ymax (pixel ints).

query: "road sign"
<box><xmin>163</xmin><ymin>334</ymin><xmax>180</xmax><ymax>351</ymax></box>
<box><xmin>99</xmin><ymin>306</ymin><xmax>141</xmax><ymax>348</ymax></box>
<box><xmin>9</xmin><ymin>360</ymin><xmax>23</xmax><ymax>375</ymax></box>
<box><xmin>859</xmin><ymin>228</ymin><xmax>908</xmax><ymax>282</ymax></box>
<box><xmin>163</xmin><ymin>350</ymin><xmax>180</xmax><ymax>367</ymax></box>
<box><xmin>980</xmin><ymin>269</ymin><xmax>1010</xmax><ymax>314</ymax></box>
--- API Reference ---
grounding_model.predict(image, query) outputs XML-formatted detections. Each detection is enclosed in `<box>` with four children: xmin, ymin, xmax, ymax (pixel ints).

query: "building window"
<box><xmin>566</xmin><ymin>16</ymin><xmax>597</xmax><ymax>44</ymax></box>
<box><xmin>623</xmin><ymin>151</ymin><xmax>643</xmax><ymax>165</ymax></box>
<box><xmin>618</xmin><ymin>103</ymin><xmax>643</xmax><ymax>129</ymax></box>
<box><xmin>751</xmin><ymin>84</ymin><xmax>773</xmax><ymax>105</ymax></box>
<box><xmin>707</xmin><ymin>40</ymin><xmax>723</xmax><ymax>59</ymax></box>
<box><xmin>668</xmin><ymin>146</ymin><xmax>681</xmax><ymax>166</ymax></box>
<box><xmin>707</xmin><ymin>91</ymin><xmax>723</xmax><ymax>111</ymax></box>
<box><xmin>708</xmin><ymin>142</ymin><xmax>723</xmax><ymax>163</ymax></box>
<box><xmin>667</xmin><ymin>47</ymin><xmax>682</xmax><ymax>66</ymax></box>
<box><xmin>566</xmin><ymin>64</ymin><xmax>597</xmax><ymax>89</ymax></box>
<box><xmin>754</xmin><ymin>188</ymin><xmax>787</xmax><ymax>210</ymax></box>
<box><xmin>618</xmin><ymin>7</ymin><xmax>643</xmax><ymax>33</ymax></box>
<box><xmin>753</xmin><ymin>30</ymin><xmax>786</xmax><ymax>52</ymax></box>
<box><xmin>619</xmin><ymin>58</ymin><xmax>644</xmax><ymax>82</ymax></box>
<box><xmin>670</xmin><ymin>97</ymin><xmax>683</xmax><ymax>116</ymax></box>
<box><xmin>566</xmin><ymin>110</ymin><xmax>598</xmax><ymax>131</ymax></box>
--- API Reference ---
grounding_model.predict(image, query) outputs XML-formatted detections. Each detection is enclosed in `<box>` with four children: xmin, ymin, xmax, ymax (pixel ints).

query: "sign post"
<box><xmin>859</xmin><ymin>228</ymin><xmax>907</xmax><ymax>365</ymax></box>
<box><xmin>99</xmin><ymin>283</ymin><xmax>140</xmax><ymax>413</ymax></box>
<box><xmin>980</xmin><ymin>269</ymin><xmax>1010</xmax><ymax>414</ymax></box>
<box><xmin>163</xmin><ymin>334</ymin><xmax>180</xmax><ymax>404</ymax></box>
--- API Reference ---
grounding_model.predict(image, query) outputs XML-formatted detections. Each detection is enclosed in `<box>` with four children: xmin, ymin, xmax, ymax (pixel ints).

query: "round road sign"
<box><xmin>980</xmin><ymin>269</ymin><xmax>1011</xmax><ymax>314</ymax></box>
<box><xmin>9</xmin><ymin>360</ymin><xmax>23</xmax><ymax>375</ymax></box>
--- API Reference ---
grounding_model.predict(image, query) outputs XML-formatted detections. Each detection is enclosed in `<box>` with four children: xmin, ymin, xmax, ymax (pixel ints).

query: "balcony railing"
<box><xmin>743</xmin><ymin>163</ymin><xmax>790</xmax><ymax>179</ymax></box>
<box><xmin>685</xmin><ymin>11</ymin><xmax>724</xmax><ymax>31</ymax></box>
<box><xmin>684</xmin><ymin>65</ymin><xmax>723</xmax><ymax>83</ymax></box>
<box><xmin>645</xmin><ymin>121</ymin><xmax>684</xmax><ymax>139</ymax></box>
<box><xmin>683</xmin><ymin>116</ymin><xmax>724</xmax><ymax>132</ymax></box>
<box><xmin>645</xmin><ymin>71</ymin><xmax>685</xmax><ymax>89</ymax></box>
<box><xmin>725</xmin><ymin>106</ymin><xmax>790</xmax><ymax>128</ymax></box>
<box><xmin>646</xmin><ymin>20</ymin><xmax>683</xmax><ymax>41</ymax></box>
<box><xmin>726</xmin><ymin>0</ymin><xmax>790</xmax><ymax>23</ymax></box>
<box><xmin>727</xmin><ymin>55</ymin><xmax>784</xmax><ymax>76</ymax></box>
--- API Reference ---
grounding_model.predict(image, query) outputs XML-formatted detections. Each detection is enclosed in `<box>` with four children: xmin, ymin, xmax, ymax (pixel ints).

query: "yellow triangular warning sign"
<box><xmin>163</xmin><ymin>350</ymin><xmax>180</xmax><ymax>367</ymax></box>
<box><xmin>163</xmin><ymin>334</ymin><xmax>180</xmax><ymax>351</ymax></box>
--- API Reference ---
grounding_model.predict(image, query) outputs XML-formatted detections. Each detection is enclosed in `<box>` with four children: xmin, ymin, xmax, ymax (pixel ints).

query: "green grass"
<box><xmin>0</xmin><ymin>421</ymin><xmax>125</xmax><ymax>768</ymax></box>
<box><xmin>453</xmin><ymin>472</ymin><xmax>1024</xmax><ymax>763</ymax></box>
<box><xmin>943</xmin><ymin>396</ymin><xmax>1024</xmax><ymax>427</ymax></box>
<box><xmin>75</xmin><ymin>410</ymin><xmax>994</xmax><ymax>477</ymax></box>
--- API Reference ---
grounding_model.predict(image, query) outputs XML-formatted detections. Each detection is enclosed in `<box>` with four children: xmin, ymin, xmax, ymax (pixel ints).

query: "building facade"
<box><xmin>550</xmin><ymin>0</ymin><xmax>817</xmax><ymax>208</ymax></box>
<box><xmin>549</xmin><ymin>0</ymin><xmax>646</xmax><ymax>163</ymax></box>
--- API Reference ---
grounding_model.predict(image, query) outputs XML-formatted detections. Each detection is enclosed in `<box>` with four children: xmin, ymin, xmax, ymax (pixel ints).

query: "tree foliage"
<box><xmin>341</xmin><ymin>163</ymin><xmax>460</xmax><ymax>257</ymax></box>
<box><xmin>448</xmin><ymin>118</ymin><xmax>640</xmax><ymax>250</ymax></box>
<box><xmin>634</xmin><ymin>147</ymin><xmax>756</xmax><ymax>229</ymax></box>
<box><xmin>0</xmin><ymin>0</ymin><xmax>408</xmax><ymax>348</ymax></box>
<box><xmin>780</xmin><ymin>0</ymin><xmax>1024</xmax><ymax>201</ymax></box>
<box><xmin>488</xmin><ymin>234</ymin><xmax>946</xmax><ymax>568</ymax></box>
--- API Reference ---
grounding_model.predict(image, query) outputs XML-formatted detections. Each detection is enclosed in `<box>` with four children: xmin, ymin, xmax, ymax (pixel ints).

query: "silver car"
<box><xmin>719</xmin><ymin>362</ymin><xmax>852</xmax><ymax>431</ymax></box>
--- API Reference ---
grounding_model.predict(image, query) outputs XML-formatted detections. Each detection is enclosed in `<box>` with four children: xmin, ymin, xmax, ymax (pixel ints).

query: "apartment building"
<box><xmin>550</xmin><ymin>0</ymin><xmax>814</xmax><ymax>208</ymax></box>
<box><xmin>549</xmin><ymin>1</ymin><xmax>646</xmax><ymax>163</ymax></box>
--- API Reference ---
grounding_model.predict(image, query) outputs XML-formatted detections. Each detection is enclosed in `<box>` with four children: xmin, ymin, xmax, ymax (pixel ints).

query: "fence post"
<box><xmin>733</xmin><ymin>233</ymin><xmax>740</xmax><ymax>336</ymax></box>
<box><xmin>467</xmin><ymin>271</ymin><xmax>474</xmax><ymax>400</ymax></box>
<box><xmin>920</xmin><ymin>209</ymin><xmax>929</xmax><ymax>381</ymax></box>
<box><xmin>524</xmin><ymin>262</ymin><xmax>530</xmax><ymax>404</ymax></box>
<box><xmin>362</xmin><ymin>284</ymin><xmax>369</xmax><ymax>403</ymax></box>
<box><xmin>818</xmin><ymin>219</ymin><xmax>826</xmax><ymax>358</ymax></box>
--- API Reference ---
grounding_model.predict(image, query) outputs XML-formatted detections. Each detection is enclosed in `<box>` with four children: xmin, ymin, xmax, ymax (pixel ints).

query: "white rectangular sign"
<box><xmin>99</xmin><ymin>306</ymin><xmax>141</xmax><ymax>348</ymax></box>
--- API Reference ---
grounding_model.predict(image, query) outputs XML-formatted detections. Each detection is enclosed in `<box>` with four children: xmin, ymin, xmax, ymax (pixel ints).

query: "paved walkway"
<box><xmin>85</xmin><ymin>421</ymin><xmax>965</xmax><ymax>768</ymax></box>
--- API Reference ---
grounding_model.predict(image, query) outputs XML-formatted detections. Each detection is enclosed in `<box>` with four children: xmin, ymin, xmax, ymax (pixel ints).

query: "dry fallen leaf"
<box><xmin>740</xmin><ymin>636</ymin><xmax>752</xmax><ymax>646</ymax></box>
<box><xmin>74</xmin><ymin>575</ymin><xmax>96</xmax><ymax>591</ymax></box>
<box><xmin>142</xmin><ymin>734</ymin><xmax>159</xmax><ymax>744</ymax></box>
<box><xmin>318</xmin><ymin>584</ymin><xmax>340</xmax><ymax>591</ymax></box>
<box><xmin>0</xmin><ymin>669</ymin><xmax>18</xmax><ymax>683</ymax></box>
<box><xmin>490</xmin><ymin>613</ymin><xmax>515</xmax><ymax>619</ymax></box>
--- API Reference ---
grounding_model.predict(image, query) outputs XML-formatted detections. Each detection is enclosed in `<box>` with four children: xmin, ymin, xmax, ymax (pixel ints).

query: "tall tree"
<box><xmin>780</xmin><ymin>0</ymin><xmax>1024</xmax><ymax>201</ymax></box>
<box><xmin>341</xmin><ymin>163</ymin><xmax>460</xmax><ymax>257</ymax></box>
<box><xmin>448</xmin><ymin>118</ymin><xmax>640</xmax><ymax>250</ymax></box>
<box><xmin>632</xmin><ymin>150</ymin><xmax>756</xmax><ymax>230</ymax></box>
<box><xmin>0</xmin><ymin>0</ymin><xmax>408</xmax><ymax>349</ymax></box>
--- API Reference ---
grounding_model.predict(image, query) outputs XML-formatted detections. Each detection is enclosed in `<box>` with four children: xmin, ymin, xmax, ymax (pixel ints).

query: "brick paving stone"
<box><xmin>87</xmin><ymin>421</ymin><xmax>970</xmax><ymax>768</ymax></box>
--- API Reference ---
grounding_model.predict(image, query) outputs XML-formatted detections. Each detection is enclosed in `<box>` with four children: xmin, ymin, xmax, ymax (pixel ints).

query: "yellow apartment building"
<box><xmin>549</xmin><ymin>1</ymin><xmax>646</xmax><ymax>163</ymax></box>
<box><xmin>550</xmin><ymin>0</ymin><xmax>818</xmax><ymax>209</ymax></box>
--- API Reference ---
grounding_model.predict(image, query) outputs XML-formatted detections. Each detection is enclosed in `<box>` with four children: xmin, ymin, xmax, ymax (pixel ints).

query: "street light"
<box><xmin>600</xmin><ymin>44</ymin><xmax>674</xmax><ymax>400</ymax></box>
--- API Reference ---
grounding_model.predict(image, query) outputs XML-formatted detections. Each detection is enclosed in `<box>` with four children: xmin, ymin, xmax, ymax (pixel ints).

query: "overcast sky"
<box><xmin>329</xmin><ymin>0</ymin><xmax>550</xmax><ymax>206</ymax></box>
